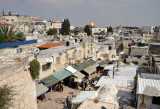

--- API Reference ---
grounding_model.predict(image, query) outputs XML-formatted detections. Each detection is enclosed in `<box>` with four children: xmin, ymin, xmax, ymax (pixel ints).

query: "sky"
<box><xmin>0</xmin><ymin>0</ymin><xmax>160</xmax><ymax>27</ymax></box>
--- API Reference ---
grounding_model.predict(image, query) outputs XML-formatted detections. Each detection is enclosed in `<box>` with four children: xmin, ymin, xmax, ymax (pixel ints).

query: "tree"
<box><xmin>0</xmin><ymin>85</ymin><xmax>15</xmax><ymax>109</ymax></box>
<box><xmin>107</xmin><ymin>26</ymin><xmax>113</xmax><ymax>33</ymax></box>
<box><xmin>84</xmin><ymin>25</ymin><xmax>91</xmax><ymax>36</ymax></box>
<box><xmin>0</xmin><ymin>25</ymin><xmax>25</xmax><ymax>43</ymax></box>
<box><xmin>29</xmin><ymin>59</ymin><xmax>40</xmax><ymax>80</ymax></box>
<box><xmin>0</xmin><ymin>25</ymin><xmax>15</xmax><ymax>43</ymax></box>
<box><xmin>61</xmin><ymin>19</ymin><xmax>70</xmax><ymax>35</ymax></box>
<box><xmin>46</xmin><ymin>28</ymin><xmax>57</xmax><ymax>35</ymax></box>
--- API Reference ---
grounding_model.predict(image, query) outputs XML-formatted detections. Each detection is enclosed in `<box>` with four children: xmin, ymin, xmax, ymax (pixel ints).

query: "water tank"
<box><xmin>66</xmin><ymin>41</ymin><xmax>70</xmax><ymax>46</ymax></box>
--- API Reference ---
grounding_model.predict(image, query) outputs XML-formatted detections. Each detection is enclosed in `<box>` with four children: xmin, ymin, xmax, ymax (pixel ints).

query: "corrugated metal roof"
<box><xmin>73</xmin><ymin>65</ymin><xmax>83</xmax><ymax>72</ymax></box>
<box><xmin>72</xmin><ymin>91</ymin><xmax>97</xmax><ymax>104</ymax></box>
<box><xmin>83</xmin><ymin>66</ymin><xmax>96</xmax><ymax>75</ymax></box>
<box><xmin>140</xmin><ymin>73</ymin><xmax>160</xmax><ymax>80</ymax></box>
<box><xmin>98</xmin><ymin>60</ymin><xmax>111</xmax><ymax>67</ymax></box>
<box><xmin>137</xmin><ymin>74</ymin><xmax>160</xmax><ymax>95</ymax></box>
<box><xmin>41</xmin><ymin>75</ymin><xmax>59</xmax><ymax>86</ymax></box>
<box><xmin>53</xmin><ymin>69</ymin><xmax>72</xmax><ymax>81</ymax></box>
<box><xmin>78</xmin><ymin>61</ymin><xmax>90</xmax><ymax>69</ymax></box>
<box><xmin>36</xmin><ymin>83</ymin><xmax>48</xmax><ymax>97</ymax></box>
<box><xmin>65</xmin><ymin>66</ymin><xmax>77</xmax><ymax>74</ymax></box>
<box><xmin>73</xmin><ymin>71</ymin><xmax>85</xmax><ymax>79</ymax></box>
<box><xmin>86</xmin><ymin>59</ymin><xmax>96</xmax><ymax>65</ymax></box>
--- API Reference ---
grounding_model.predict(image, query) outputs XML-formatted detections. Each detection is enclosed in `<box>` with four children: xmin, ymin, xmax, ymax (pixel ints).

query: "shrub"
<box><xmin>29</xmin><ymin>59</ymin><xmax>40</xmax><ymax>80</ymax></box>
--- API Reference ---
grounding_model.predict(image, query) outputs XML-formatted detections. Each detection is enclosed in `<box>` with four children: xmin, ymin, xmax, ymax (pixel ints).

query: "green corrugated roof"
<box><xmin>87</xmin><ymin>59</ymin><xmax>96</xmax><ymax>65</ymax></box>
<box><xmin>98</xmin><ymin>60</ymin><xmax>111</xmax><ymax>67</ymax></box>
<box><xmin>78</xmin><ymin>61</ymin><xmax>90</xmax><ymax>69</ymax></box>
<box><xmin>41</xmin><ymin>75</ymin><xmax>59</xmax><ymax>86</ymax></box>
<box><xmin>53</xmin><ymin>69</ymin><xmax>72</xmax><ymax>81</ymax></box>
<box><xmin>36</xmin><ymin>83</ymin><xmax>48</xmax><ymax>97</ymax></box>
<box><xmin>73</xmin><ymin>65</ymin><xmax>83</xmax><ymax>72</ymax></box>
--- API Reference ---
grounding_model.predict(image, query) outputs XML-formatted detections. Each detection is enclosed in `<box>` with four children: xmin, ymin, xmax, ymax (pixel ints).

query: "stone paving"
<box><xmin>37</xmin><ymin>73</ymin><xmax>101</xmax><ymax>109</ymax></box>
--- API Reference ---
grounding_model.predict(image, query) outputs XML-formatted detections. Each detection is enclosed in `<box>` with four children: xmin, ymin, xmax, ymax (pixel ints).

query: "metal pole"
<box><xmin>113</xmin><ymin>66</ymin><xmax>114</xmax><ymax>78</ymax></box>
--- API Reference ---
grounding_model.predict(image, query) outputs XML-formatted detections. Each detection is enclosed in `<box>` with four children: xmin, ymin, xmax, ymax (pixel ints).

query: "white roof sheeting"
<box><xmin>65</xmin><ymin>66</ymin><xmax>77</xmax><ymax>74</ymax></box>
<box><xmin>104</xmin><ymin>64</ymin><xmax>114</xmax><ymax>70</ymax></box>
<box><xmin>72</xmin><ymin>91</ymin><xmax>98</xmax><ymax>104</ymax></box>
<box><xmin>96</xmin><ymin>66</ymin><xmax>137</xmax><ymax>88</ymax></box>
<box><xmin>136</xmin><ymin>74</ymin><xmax>160</xmax><ymax>96</ymax></box>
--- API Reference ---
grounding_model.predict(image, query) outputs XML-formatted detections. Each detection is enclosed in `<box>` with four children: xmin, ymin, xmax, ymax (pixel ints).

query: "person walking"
<box><xmin>68</xmin><ymin>98</ymin><xmax>72</xmax><ymax>109</ymax></box>
<box><xmin>66</xmin><ymin>96</ymin><xmax>69</xmax><ymax>108</ymax></box>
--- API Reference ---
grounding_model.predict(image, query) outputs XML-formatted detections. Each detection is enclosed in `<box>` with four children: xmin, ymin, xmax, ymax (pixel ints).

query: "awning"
<box><xmin>74</xmin><ymin>78</ymin><xmax>82</xmax><ymax>83</ymax></box>
<box><xmin>41</xmin><ymin>75</ymin><xmax>59</xmax><ymax>86</ymax></box>
<box><xmin>83</xmin><ymin>66</ymin><xmax>96</xmax><ymax>75</ymax></box>
<box><xmin>73</xmin><ymin>65</ymin><xmax>83</xmax><ymax>72</ymax></box>
<box><xmin>36</xmin><ymin>83</ymin><xmax>48</xmax><ymax>97</ymax></box>
<box><xmin>73</xmin><ymin>71</ymin><xmax>85</xmax><ymax>79</ymax></box>
<box><xmin>78</xmin><ymin>61</ymin><xmax>90</xmax><ymax>70</ymax></box>
<box><xmin>65</xmin><ymin>66</ymin><xmax>77</xmax><ymax>74</ymax></box>
<box><xmin>98</xmin><ymin>60</ymin><xmax>111</xmax><ymax>67</ymax></box>
<box><xmin>53</xmin><ymin>69</ymin><xmax>72</xmax><ymax>81</ymax></box>
<box><xmin>86</xmin><ymin>59</ymin><xmax>97</xmax><ymax>65</ymax></box>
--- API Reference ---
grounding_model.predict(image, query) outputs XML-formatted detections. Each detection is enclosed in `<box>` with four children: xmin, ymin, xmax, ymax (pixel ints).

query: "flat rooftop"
<box><xmin>96</xmin><ymin>66</ymin><xmax>137</xmax><ymax>88</ymax></box>
<box><xmin>78</xmin><ymin>99</ymin><xmax>118</xmax><ymax>109</ymax></box>
<box><xmin>37</xmin><ymin>43</ymin><xmax>83</xmax><ymax>59</ymax></box>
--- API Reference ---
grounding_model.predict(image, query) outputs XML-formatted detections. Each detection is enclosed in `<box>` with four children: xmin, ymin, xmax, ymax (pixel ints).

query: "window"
<box><xmin>152</xmin><ymin>97</ymin><xmax>160</xmax><ymax>105</ymax></box>
<box><xmin>11</xmin><ymin>19</ymin><xmax>14</xmax><ymax>21</ymax></box>
<box><xmin>88</xmin><ymin>50</ymin><xmax>90</xmax><ymax>54</ymax></box>
<box><xmin>42</xmin><ymin>63</ymin><xmax>51</xmax><ymax>71</ymax></box>
<box><xmin>56</xmin><ymin>57</ymin><xmax>60</xmax><ymax>64</ymax></box>
<box><xmin>79</xmin><ymin>50</ymin><xmax>81</xmax><ymax>57</ymax></box>
<box><xmin>6</xmin><ymin>19</ymin><xmax>9</xmax><ymax>21</ymax></box>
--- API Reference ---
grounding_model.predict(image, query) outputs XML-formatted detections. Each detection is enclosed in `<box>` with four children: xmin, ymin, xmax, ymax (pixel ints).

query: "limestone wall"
<box><xmin>38</xmin><ymin>43</ymin><xmax>97</xmax><ymax>79</ymax></box>
<box><xmin>0</xmin><ymin>58</ymin><xmax>37</xmax><ymax>109</ymax></box>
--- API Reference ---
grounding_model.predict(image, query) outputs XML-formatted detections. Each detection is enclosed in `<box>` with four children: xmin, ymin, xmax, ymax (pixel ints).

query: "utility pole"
<box><xmin>117</xmin><ymin>60</ymin><xmax>119</xmax><ymax>71</ymax></box>
<box><xmin>113</xmin><ymin>66</ymin><xmax>115</xmax><ymax>79</ymax></box>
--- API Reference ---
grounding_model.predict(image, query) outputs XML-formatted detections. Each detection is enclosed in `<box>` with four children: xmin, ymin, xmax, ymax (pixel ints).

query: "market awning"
<box><xmin>73</xmin><ymin>65</ymin><xmax>83</xmax><ymax>72</ymax></box>
<box><xmin>98</xmin><ymin>60</ymin><xmax>111</xmax><ymax>67</ymax></box>
<box><xmin>36</xmin><ymin>83</ymin><xmax>48</xmax><ymax>97</ymax></box>
<box><xmin>78</xmin><ymin>61</ymin><xmax>90</xmax><ymax>70</ymax></box>
<box><xmin>86</xmin><ymin>59</ymin><xmax>99</xmax><ymax>68</ymax></box>
<box><xmin>41</xmin><ymin>75</ymin><xmax>59</xmax><ymax>86</ymax></box>
<box><xmin>86</xmin><ymin>59</ymin><xmax>97</xmax><ymax>65</ymax></box>
<box><xmin>73</xmin><ymin>71</ymin><xmax>85</xmax><ymax>79</ymax></box>
<box><xmin>53</xmin><ymin>69</ymin><xmax>72</xmax><ymax>81</ymax></box>
<box><xmin>83</xmin><ymin>66</ymin><xmax>96</xmax><ymax>75</ymax></box>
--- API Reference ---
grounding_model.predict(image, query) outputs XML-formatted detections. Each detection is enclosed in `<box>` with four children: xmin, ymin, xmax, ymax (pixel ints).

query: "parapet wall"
<box><xmin>0</xmin><ymin>57</ymin><xmax>37</xmax><ymax>109</ymax></box>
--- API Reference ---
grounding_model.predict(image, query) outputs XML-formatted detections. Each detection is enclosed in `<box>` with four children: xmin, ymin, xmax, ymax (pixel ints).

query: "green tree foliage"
<box><xmin>84</xmin><ymin>25</ymin><xmax>91</xmax><ymax>36</ymax></box>
<box><xmin>0</xmin><ymin>85</ymin><xmax>15</xmax><ymax>109</ymax></box>
<box><xmin>46</xmin><ymin>28</ymin><xmax>57</xmax><ymax>35</ymax></box>
<box><xmin>61</xmin><ymin>19</ymin><xmax>70</xmax><ymax>35</ymax></box>
<box><xmin>29</xmin><ymin>59</ymin><xmax>40</xmax><ymax>80</ymax></box>
<box><xmin>0</xmin><ymin>25</ymin><xmax>25</xmax><ymax>43</ymax></box>
<box><xmin>107</xmin><ymin>26</ymin><xmax>113</xmax><ymax>33</ymax></box>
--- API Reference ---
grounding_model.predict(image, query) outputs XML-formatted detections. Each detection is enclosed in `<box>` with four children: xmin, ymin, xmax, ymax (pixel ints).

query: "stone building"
<box><xmin>36</xmin><ymin>42</ymin><xmax>97</xmax><ymax>79</ymax></box>
<box><xmin>0</xmin><ymin>53</ymin><xmax>37</xmax><ymax>109</ymax></box>
<box><xmin>130</xmin><ymin>46</ymin><xmax>149</xmax><ymax>56</ymax></box>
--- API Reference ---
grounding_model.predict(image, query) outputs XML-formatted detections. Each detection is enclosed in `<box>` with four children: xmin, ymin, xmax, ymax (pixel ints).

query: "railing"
<box><xmin>0</xmin><ymin>40</ymin><xmax>37</xmax><ymax>48</ymax></box>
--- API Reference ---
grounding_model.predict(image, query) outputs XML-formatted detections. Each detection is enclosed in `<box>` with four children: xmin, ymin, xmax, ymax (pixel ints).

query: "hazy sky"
<box><xmin>0</xmin><ymin>0</ymin><xmax>160</xmax><ymax>27</ymax></box>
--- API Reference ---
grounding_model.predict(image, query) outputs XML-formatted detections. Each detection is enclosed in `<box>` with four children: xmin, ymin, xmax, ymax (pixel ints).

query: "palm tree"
<box><xmin>0</xmin><ymin>24</ymin><xmax>15</xmax><ymax>43</ymax></box>
<box><xmin>0</xmin><ymin>24</ymin><xmax>25</xmax><ymax>43</ymax></box>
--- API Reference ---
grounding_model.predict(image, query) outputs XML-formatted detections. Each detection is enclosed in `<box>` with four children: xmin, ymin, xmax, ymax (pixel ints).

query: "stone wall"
<box><xmin>38</xmin><ymin>42</ymin><xmax>97</xmax><ymax>79</ymax></box>
<box><xmin>0</xmin><ymin>57</ymin><xmax>37</xmax><ymax>109</ymax></box>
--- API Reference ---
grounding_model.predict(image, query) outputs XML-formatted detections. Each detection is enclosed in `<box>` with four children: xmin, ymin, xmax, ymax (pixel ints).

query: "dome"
<box><xmin>89</xmin><ymin>22</ymin><xmax>95</xmax><ymax>27</ymax></box>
